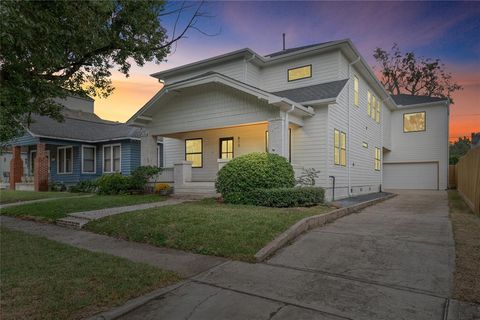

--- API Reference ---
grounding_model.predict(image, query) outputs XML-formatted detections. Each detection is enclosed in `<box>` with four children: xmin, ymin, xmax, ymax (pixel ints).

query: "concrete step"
<box><xmin>56</xmin><ymin>217</ymin><xmax>90</xmax><ymax>229</ymax></box>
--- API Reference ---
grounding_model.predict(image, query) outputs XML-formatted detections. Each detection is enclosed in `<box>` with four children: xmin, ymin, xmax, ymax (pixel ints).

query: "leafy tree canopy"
<box><xmin>0</xmin><ymin>0</ymin><xmax>207</xmax><ymax>142</ymax></box>
<box><xmin>449</xmin><ymin>136</ymin><xmax>471</xmax><ymax>165</ymax></box>
<box><xmin>373</xmin><ymin>44</ymin><xmax>462</xmax><ymax>102</ymax></box>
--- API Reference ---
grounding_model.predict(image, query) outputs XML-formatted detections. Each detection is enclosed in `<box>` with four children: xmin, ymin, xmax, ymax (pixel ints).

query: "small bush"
<box><xmin>96</xmin><ymin>173</ymin><xmax>132</xmax><ymax>195</ymax></box>
<box><xmin>225</xmin><ymin>187</ymin><xmax>324</xmax><ymax>207</ymax></box>
<box><xmin>216</xmin><ymin>153</ymin><xmax>295</xmax><ymax>199</ymax></box>
<box><xmin>129</xmin><ymin>166</ymin><xmax>162</xmax><ymax>191</ymax></box>
<box><xmin>70</xmin><ymin>180</ymin><xmax>97</xmax><ymax>193</ymax></box>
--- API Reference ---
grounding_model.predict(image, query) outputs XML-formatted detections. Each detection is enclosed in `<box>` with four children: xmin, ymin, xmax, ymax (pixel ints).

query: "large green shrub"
<box><xmin>216</xmin><ymin>153</ymin><xmax>295</xmax><ymax>200</ymax></box>
<box><xmin>224</xmin><ymin>187</ymin><xmax>324</xmax><ymax>207</ymax></box>
<box><xmin>69</xmin><ymin>180</ymin><xmax>97</xmax><ymax>193</ymax></box>
<box><xmin>96</xmin><ymin>166</ymin><xmax>162</xmax><ymax>195</ymax></box>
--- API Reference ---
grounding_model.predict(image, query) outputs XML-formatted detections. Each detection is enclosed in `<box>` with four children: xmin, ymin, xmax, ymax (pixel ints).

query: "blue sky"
<box><xmin>96</xmin><ymin>1</ymin><xmax>480</xmax><ymax>140</ymax></box>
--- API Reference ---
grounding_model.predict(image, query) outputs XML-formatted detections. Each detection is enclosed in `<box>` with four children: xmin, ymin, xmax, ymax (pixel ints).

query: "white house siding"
<box><xmin>162</xmin><ymin>123</ymin><xmax>269</xmax><ymax>181</ymax></box>
<box><xmin>146</xmin><ymin>83</ymin><xmax>278</xmax><ymax>136</ymax></box>
<box><xmin>259</xmin><ymin>50</ymin><xmax>343</xmax><ymax>92</ymax></box>
<box><xmin>161</xmin><ymin>59</ymin><xmax>247</xmax><ymax>85</ymax></box>
<box><xmin>383</xmin><ymin>108</ymin><xmax>392</xmax><ymax>150</ymax></box>
<box><xmin>325</xmin><ymin>65</ymin><xmax>383</xmax><ymax>200</ymax></box>
<box><xmin>291</xmin><ymin>107</ymin><xmax>329</xmax><ymax>188</ymax></box>
<box><xmin>384</xmin><ymin>104</ymin><xmax>449</xmax><ymax>190</ymax></box>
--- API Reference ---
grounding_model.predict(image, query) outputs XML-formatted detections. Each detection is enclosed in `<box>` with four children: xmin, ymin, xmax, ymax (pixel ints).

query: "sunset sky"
<box><xmin>94</xmin><ymin>1</ymin><xmax>480</xmax><ymax>142</ymax></box>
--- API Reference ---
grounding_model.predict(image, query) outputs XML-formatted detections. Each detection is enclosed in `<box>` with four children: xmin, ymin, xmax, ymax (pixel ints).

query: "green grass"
<box><xmin>0</xmin><ymin>227</ymin><xmax>180</xmax><ymax>320</ymax></box>
<box><xmin>0</xmin><ymin>194</ymin><xmax>165</xmax><ymax>221</ymax></box>
<box><xmin>0</xmin><ymin>190</ymin><xmax>80</xmax><ymax>204</ymax></box>
<box><xmin>87</xmin><ymin>198</ymin><xmax>333</xmax><ymax>261</ymax></box>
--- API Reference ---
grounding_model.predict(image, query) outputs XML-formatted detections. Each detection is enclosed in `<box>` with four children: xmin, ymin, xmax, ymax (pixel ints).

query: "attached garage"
<box><xmin>383</xmin><ymin>162</ymin><xmax>438</xmax><ymax>190</ymax></box>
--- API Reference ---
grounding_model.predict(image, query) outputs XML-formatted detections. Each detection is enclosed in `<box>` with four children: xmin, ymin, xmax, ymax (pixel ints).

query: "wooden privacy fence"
<box><xmin>455</xmin><ymin>147</ymin><xmax>480</xmax><ymax>214</ymax></box>
<box><xmin>448</xmin><ymin>165</ymin><xmax>456</xmax><ymax>188</ymax></box>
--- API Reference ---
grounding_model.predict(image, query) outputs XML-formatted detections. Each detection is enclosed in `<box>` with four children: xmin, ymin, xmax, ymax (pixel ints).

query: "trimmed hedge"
<box><xmin>224</xmin><ymin>187</ymin><xmax>325</xmax><ymax>208</ymax></box>
<box><xmin>216</xmin><ymin>152</ymin><xmax>295</xmax><ymax>197</ymax></box>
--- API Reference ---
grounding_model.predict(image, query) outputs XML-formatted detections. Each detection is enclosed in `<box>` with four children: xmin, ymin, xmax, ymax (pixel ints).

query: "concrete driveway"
<box><xmin>116</xmin><ymin>191</ymin><xmax>478</xmax><ymax>320</ymax></box>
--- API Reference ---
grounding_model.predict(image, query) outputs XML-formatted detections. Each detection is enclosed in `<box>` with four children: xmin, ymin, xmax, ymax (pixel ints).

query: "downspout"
<box><xmin>347</xmin><ymin>57</ymin><xmax>361</xmax><ymax>196</ymax></box>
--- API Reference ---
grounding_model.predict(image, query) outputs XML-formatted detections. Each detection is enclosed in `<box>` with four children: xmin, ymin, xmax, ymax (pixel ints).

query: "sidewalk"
<box><xmin>1</xmin><ymin>216</ymin><xmax>226</xmax><ymax>278</ymax></box>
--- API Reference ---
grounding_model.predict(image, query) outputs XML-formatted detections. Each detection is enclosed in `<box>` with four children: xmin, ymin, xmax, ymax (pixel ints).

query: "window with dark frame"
<box><xmin>185</xmin><ymin>138</ymin><xmax>203</xmax><ymax>168</ymax></box>
<box><xmin>287</xmin><ymin>65</ymin><xmax>312</xmax><ymax>82</ymax></box>
<box><xmin>219</xmin><ymin>137</ymin><xmax>234</xmax><ymax>160</ymax></box>
<box><xmin>403</xmin><ymin>112</ymin><xmax>426</xmax><ymax>132</ymax></box>
<box><xmin>157</xmin><ymin>143</ymin><xmax>164</xmax><ymax>168</ymax></box>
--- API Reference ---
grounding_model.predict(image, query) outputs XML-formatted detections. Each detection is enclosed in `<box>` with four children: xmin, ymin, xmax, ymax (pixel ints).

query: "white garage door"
<box><xmin>383</xmin><ymin>162</ymin><xmax>438</xmax><ymax>190</ymax></box>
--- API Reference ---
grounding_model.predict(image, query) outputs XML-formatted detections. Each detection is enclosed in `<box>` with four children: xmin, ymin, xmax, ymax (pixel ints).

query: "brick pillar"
<box><xmin>34</xmin><ymin>143</ymin><xmax>49</xmax><ymax>191</ymax></box>
<box><xmin>9</xmin><ymin>146</ymin><xmax>24</xmax><ymax>190</ymax></box>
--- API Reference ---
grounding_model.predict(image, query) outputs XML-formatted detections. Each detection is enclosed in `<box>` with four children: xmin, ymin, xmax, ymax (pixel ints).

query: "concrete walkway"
<box><xmin>109</xmin><ymin>190</ymin><xmax>479</xmax><ymax>320</ymax></box>
<box><xmin>57</xmin><ymin>198</ymin><xmax>187</xmax><ymax>228</ymax></box>
<box><xmin>1</xmin><ymin>216</ymin><xmax>225</xmax><ymax>278</ymax></box>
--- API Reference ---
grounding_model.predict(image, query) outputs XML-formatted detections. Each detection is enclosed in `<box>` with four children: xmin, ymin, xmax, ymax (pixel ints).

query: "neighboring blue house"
<box><xmin>8</xmin><ymin>96</ymin><xmax>162</xmax><ymax>190</ymax></box>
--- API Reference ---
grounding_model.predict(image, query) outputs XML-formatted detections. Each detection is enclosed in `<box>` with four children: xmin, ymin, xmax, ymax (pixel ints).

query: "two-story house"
<box><xmin>128</xmin><ymin>39</ymin><xmax>449</xmax><ymax>200</ymax></box>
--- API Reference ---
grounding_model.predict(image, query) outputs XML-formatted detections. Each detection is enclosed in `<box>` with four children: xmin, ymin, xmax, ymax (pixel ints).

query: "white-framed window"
<box><xmin>353</xmin><ymin>76</ymin><xmax>359</xmax><ymax>107</ymax></box>
<box><xmin>371</xmin><ymin>95</ymin><xmax>377</xmax><ymax>120</ymax></box>
<box><xmin>374</xmin><ymin>147</ymin><xmax>381</xmax><ymax>171</ymax></box>
<box><xmin>103</xmin><ymin>144</ymin><xmax>121</xmax><ymax>173</ymax></box>
<box><xmin>57</xmin><ymin>146</ymin><xmax>73</xmax><ymax>174</ymax></box>
<box><xmin>157</xmin><ymin>143</ymin><xmax>164</xmax><ymax>168</ymax></box>
<box><xmin>334</xmin><ymin>129</ymin><xmax>346</xmax><ymax>166</ymax></box>
<box><xmin>376</xmin><ymin>100</ymin><xmax>381</xmax><ymax>123</ymax></box>
<box><xmin>403</xmin><ymin>112</ymin><xmax>426</xmax><ymax>133</ymax></box>
<box><xmin>81</xmin><ymin>145</ymin><xmax>96</xmax><ymax>174</ymax></box>
<box><xmin>367</xmin><ymin>91</ymin><xmax>371</xmax><ymax>116</ymax></box>
<box><xmin>362</xmin><ymin>142</ymin><xmax>368</xmax><ymax>149</ymax></box>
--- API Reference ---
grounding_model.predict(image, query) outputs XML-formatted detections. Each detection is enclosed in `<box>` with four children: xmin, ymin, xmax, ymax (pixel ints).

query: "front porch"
<box><xmin>145</xmin><ymin>122</ymin><xmax>305</xmax><ymax>196</ymax></box>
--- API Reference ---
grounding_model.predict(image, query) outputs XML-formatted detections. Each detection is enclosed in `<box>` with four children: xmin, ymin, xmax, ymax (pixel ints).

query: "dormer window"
<box><xmin>287</xmin><ymin>65</ymin><xmax>312</xmax><ymax>82</ymax></box>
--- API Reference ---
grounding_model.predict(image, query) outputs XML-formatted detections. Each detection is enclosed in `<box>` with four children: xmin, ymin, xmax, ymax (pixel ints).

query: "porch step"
<box><xmin>174</xmin><ymin>182</ymin><xmax>218</xmax><ymax>197</ymax></box>
<box><xmin>56</xmin><ymin>217</ymin><xmax>90</xmax><ymax>229</ymax></box>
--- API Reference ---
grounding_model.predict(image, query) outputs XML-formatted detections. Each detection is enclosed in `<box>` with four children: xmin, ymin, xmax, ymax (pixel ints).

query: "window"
<box><xmin>81</xmin><ymin>146</ymin><xmax>96</xmax><ymax>174</ymax></box>
<box><xmin>367</xmin><ymin>91</ymin><xmax>371</xmax><ymax>116</ymax></box>
<box><xmin>353</xmin><ymin>76</ymin><xmax>359</xmax><ymax>106</ymax></box>
<box><xmin>157</xmin><ymin>143</ymin><xmax>164</xmax><ymax>168</ymax></box>
<box><xmin>403</xmin><ymin>112</ymin><xmax>426</xmax><ymax>132</ymax></box>
<box><xmin>287</xmin><ymin>65</ymin><xmax>312</xmax><ymax>82</ymax></box>
<box><xmin>57</xmin><ymin>146</ymin><xmax>73</xmax><ymax>174</ymax></box>
<box><xmin>334</xmin><ymin>129</ymin><xmax>346</xmax><ymax>166</ymax></box>
<box><xmin>371</xmin><ymin>95</ymin><xmax>376</xmax><ymax>120</ymax></box>
<box><xmin>362</xmin><ymin>142</ymin><xmax>368</xmax><ymax>148</ymax></box>
<box><xmin>219</xmin><ymin>137</ymin><xmax>234</xmax><ymax>159</ymax></box>
<box><xmin>103</xmin><ymin>144</ymin><xmax>121</xmax><ymax>173</ymax></box>
<box><xmin>374</xmin><ymin>147</ymin><xmax>381</xmax><ymax>171</ymax></box>
<box><xmin>185</xmin><ymin>138</ymin><xmax>202</xmax><ymax>168</ymax></box>
<box><xmin>376</xmin><ymin>100</ymin><xmax>381</xmax><ymax>123</ymax></box>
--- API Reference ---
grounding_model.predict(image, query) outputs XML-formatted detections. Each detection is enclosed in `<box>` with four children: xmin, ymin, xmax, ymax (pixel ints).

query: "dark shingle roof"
<box><xmin>271</xmin><ymin>79</ymin><xmax>348</xmax><ymax>103</ymax></box>
<box><xmin>391</xmin><ymin>94</ymin><xmax>449</xmax><ymax>106</ymax></box>
<box><xmin>27</xmin><ymin>111</ymin><xmax>143</xmax><ymax>142</ymax></box>
<box><xmin>265</xmin><ymin>42</ymin><xmax>333</xmax><ymax>58</ymax></box>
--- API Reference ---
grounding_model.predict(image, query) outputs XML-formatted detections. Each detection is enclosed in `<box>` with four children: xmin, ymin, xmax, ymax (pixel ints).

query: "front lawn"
<box><xmin>0</xmin><ymin>190</ymin><xmax>79</xmax><ymax>204</ymax></box>
<box><xmin>0</xmin><ymin>227</ymin><xmax>180</xmax><ymax>320</ymax></box>
<box><xmin>448</xmin><ymin>190</ymin><xmax>480</xmax><ymax>304</ymax></box>
<box><xmin>87</xmin><ymin>198</ymin><xmax>333</xmax><ymax>261</ymax></box>
<box><xmin>1</xmin><ymin>194</ymin><xmax>165</xmax><ymax>222</ymax></box>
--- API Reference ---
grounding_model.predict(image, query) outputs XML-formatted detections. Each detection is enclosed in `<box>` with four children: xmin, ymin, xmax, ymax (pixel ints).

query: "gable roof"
<box><xmin>26</xmin><ymin>110</ymin><xmax>143</xmax><ymax>143</ymax></box>
<box><xmin>271</xmin><ymin>79</ymin><xmax>348</xmax><ymax>103</ymax></box>
<box><xmin>390</xmin><ymin>94</ymin><xmax>449</xmax><ymax>106</ymax></box>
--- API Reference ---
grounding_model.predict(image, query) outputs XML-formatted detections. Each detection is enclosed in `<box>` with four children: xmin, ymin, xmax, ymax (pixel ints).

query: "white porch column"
<box><xmin>174</xmin><ymin>161</ymin><xmax>192</xmax><ymax>186</ymax></box>
<box><xmin>141</xmin><ymin>134</ymin><xmax>157</xmax><ymax>166</ymax></box>
<box><xmin>268</xmin><ymin>116</ymin><xmax>289</xmax><ymax>158</ymax></box>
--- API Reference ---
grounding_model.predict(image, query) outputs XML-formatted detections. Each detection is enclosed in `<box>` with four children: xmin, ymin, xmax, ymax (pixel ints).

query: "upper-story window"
<box><xmin>353</xmin><ymin>76</ymin><xmax>359</xmax><ymax>106</ymax></box>
<box><xmin>371</xmin><ymin>95</ymin><xmax>377</xmax><ymax>120</ymax></box>
<box><xmin>287</xmin><ymin>65</ymin><xmax>312</xmax><ymax>82</ymax></box>
<box><xmin>367</xmin><ymin>91</ymin><xmax>371</xmax><ymax>115</ymax></box>
<box><xmin>375</xmin><ymin>100</ymin><xmax>380</xmax><ymax>123</ymax></box>
<box><xmin>403</xmin><ymin>112</ymin><xmax>426</xmax><ymax>132</ymax></box>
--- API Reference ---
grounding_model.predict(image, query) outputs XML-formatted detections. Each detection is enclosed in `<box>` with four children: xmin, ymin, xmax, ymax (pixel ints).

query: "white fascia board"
<box><xmin>126</xmin><ymin>88</ymin><xmax>168</xmax><ymax>125</ymax></box>
<box><xmin>395</xmin><ymin>100</ymin><xmax>450</xmax><ymax>110</ymax></box>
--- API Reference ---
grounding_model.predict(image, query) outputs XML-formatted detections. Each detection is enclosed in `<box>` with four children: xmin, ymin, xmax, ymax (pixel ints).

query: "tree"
<box><xmin>373</xmin><ymin>44</ymin><xmax>462</xmax><ymax>102</ymax></box>
<box><xmin>0</xmin><ymin>0</ymin><xmax>210</xmax><ymax>142</ymax></box>
<box><xmin>449</xmin><ymin>136</ymin><xmax>471</xmax><ymax>164</ymax></box>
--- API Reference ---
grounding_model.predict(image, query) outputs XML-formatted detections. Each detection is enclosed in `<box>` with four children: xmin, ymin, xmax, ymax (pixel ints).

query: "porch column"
<box><xmin>34</xmin><ymin>143</ymin><xmax>49</xmax><ymax>191</ymax></box>
<box><xmin>174</xmin><ymin>161</ymin><xmax>192</xmax><ymax>186</ymax></box>
<box><xmin>268</xmin><ymin>117</ymin><xmax>288</xmax><ymax>158</ymax></box>
<box><xmin>9</xmin><ymin>146</ymin><xmax>23</xmax><ymax>190</ymax></box>
<box><xmin>141</xmin><ymin>134</ymin><xmax>157</xmax><ymax>166</ymax></box>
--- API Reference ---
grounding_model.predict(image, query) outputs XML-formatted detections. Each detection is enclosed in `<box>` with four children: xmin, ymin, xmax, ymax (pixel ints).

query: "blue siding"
<box><xmin>11</xmin><ymin>133</ymin><xmax>39</xmax><ymax>146</ymax></box>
